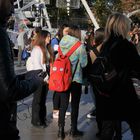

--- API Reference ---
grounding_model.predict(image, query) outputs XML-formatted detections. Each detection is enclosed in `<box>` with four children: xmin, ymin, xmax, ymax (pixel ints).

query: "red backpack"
<box><xmin>49</xmin><ymin>41</ymin><xmax>81</xmax><ymax>92</ymax></box>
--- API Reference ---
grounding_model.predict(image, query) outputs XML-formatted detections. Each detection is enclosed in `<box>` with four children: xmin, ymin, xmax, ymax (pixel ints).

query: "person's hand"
<box><xmin>38</xmin><ymin>71</ymin><xmax>47</xmax><ymax>79</ymax></box>
<box><xmin>43</xmin><ymin>75</ymin><xmax>49</xmax><ymax>84</ymax></box>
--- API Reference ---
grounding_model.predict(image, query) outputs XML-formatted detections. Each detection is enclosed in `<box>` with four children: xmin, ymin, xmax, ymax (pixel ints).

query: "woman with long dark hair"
<box><xmin>26</xmin><ymin>30</ymin><xmax>53</xmax><ymax>127</ymax></box>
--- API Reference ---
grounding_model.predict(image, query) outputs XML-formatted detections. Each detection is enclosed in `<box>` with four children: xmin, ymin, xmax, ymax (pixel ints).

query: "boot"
<box><xmin>58</xmin><ymin>126</ymin><xmax>65</xmax><ymax>139</ymax></box>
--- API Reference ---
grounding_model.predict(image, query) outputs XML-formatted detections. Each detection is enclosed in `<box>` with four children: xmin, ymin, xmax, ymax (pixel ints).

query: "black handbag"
<box><xmin>88</xmin><ymin>43</ymin><xmax>118</xmax><ymax>97</ymax></box>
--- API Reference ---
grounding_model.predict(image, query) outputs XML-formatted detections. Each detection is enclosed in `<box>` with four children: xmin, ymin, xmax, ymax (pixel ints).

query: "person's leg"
<box><xmin>52</xmin><ymin>91</ymin><xmax>60</xmax><ymax>118</ymax></box>
<box><xmin>87</xmin><ymin>84</ymin><xmax>96</xmax><ymax>119</ymax></box>
<box><xmin>31</xmin><ymin>84</ymin><xmax>42</xmax><ymax>126</ymax></box>
<box><xmin>113</xmin><ymin>121</ymin><xmax>122</xmax><ymax>140</ymax></box>
<box><xmin>39</xmin><ymin>84</ymin><xmax>48</xmax><ymax>127</ymax></box>
<box><xmin>127</xmin><ymin>120</ymin><xmax>140</xmax><ymax>140</ymax></box>
<box><xmin>58</xmin><ymin>91</ymin><xmax>70</xmax><ymax>138</ymax></box>
<box><xmin>17</xmin><ymin>46</ymin><xmax>22</xmax><ymax>66</ymax></box>
<box><xmin>100</xmin><ymin>120</ymin><xmax>116</xmax><ymax>140</ymax></box>
<box><xmin>70</xmin><ymin>82</ymin><xmax>83</xmax><ymax>136</ymax></box>
<box><xmin>9</xmin><ymin>102</ymin><xmax>20</xmax><ymax>139</ymax></box>
<box><xmin>96</xmin><ymin>118</ymin><xmax>103</xmax><ymax>137</ymax></box>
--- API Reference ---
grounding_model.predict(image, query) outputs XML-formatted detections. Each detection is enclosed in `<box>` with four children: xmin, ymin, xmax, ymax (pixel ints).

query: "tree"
<box><xmin>94</xmin><ymin>0</ymin><xmax>111</xmax><ymax>27</ymax></box>
<box><xmin>121</xmin><ymin>0</ymin><xmax>139</xmax><ymax>13</ymax></box>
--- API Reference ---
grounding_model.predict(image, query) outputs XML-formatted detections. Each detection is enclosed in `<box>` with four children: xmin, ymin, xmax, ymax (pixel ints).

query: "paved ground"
<box><xmin>14</xmin><ymin>60</ymin><xmax>133</xmax><ymax>140</ymax></box>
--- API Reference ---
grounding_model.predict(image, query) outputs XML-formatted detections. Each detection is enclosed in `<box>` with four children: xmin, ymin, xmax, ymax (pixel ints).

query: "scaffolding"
<box><xmin>14</xmin><ymin>0</ymin><xmax>99</xmax><ymax>30</ymax></box>
<box><xmin>14</xmin><ymin>0</ymin><xmax>52</xmax><ymax>29</ymax></box>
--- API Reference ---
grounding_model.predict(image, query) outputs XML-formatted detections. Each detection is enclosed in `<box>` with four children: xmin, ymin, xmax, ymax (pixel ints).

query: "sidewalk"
<box><xmin>15</xmin><ymin>61</ymin><xmax>132</xmax><ymax>140</ymax></box>
<box><xmin>17</xmin><ymin>90</ymin><xmax>98</xmax><ymax>140</ymax></box>
<box><xmin>14</xmin><ymin>60</ymin><xmax>26</xmax><ymax>75</ymax></box>
<box><xmin>17</xmin><ymin>91</ymin><xmax>132</xmax><ymax>140</ymax></box>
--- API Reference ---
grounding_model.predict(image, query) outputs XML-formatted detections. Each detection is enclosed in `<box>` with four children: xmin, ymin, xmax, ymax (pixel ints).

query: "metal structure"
<box><xmin>14</xmin><ymin>0</ymin><xmax>99</xmax><ymax>30</ymax></box>
<box><xmin>56</xmin><ymin>0</ymin><xmax>99</xmax><ymax>29</ymax></box>
<box><xmin>14</xmin><ymin>0</ymin><xmax>52</xmax><ymax>29</ymax></box>
<box><xmin>127</xmin><ymin>9</ymin><xmax>140</xmax><ymax>17</ymax></box>
<box><xmin>80</xmin><ymin>0</ymin><xmax>99</xmax><ymax>30</ymax></box>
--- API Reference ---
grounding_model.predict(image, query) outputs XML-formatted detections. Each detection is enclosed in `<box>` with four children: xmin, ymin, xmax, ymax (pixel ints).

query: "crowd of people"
<box><xmin>0</xmin><ymin>1</ymin><xmax>140</xmax><ymax>140</ymax></box>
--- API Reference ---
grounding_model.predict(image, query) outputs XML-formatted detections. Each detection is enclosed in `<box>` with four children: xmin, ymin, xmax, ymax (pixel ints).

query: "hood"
<box><xmin>59</xmin><ymin>35</ymin><xmax>79</xmax><ymax>51</ymax></box>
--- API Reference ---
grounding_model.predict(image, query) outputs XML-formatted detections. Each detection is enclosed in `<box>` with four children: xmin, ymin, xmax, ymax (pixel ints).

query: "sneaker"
<box><xmin>53</xmin><ymin>111</ymin><xmax>59</xmax><ymax>119</ymax></box>
<box><xmin>53</xmin><ymin>111</ymin><xmax>67</xmax><ymax>119</ymax></box>
<box><xmin>87</xmin><ymin>110</ymin><xmax>96</xmax><ymax>119</ymax></box>
<box><xmin>66</xmin><ymin>111</ymin><xmax>71</xmax><ymax>116</ymax></box>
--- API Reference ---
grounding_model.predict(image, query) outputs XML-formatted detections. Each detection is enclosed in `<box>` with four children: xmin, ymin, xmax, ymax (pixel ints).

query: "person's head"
<box><xmin>105</xmin><ymin>12</ymin><xmax>131</xmax><ymax>40</ymax></box>
<box><xmin>0</xmin><ymin>0</ymin><xmax>15</xmax><ymax>26</ymax></box>
<box><xmin>87</xmin><ymin>24</ymin><xmax>94</xmax><ymax>33</ymax></box>
<box><xmin>18</xmin><ymin>24</ymin><xmax>26</xmax><ymax>32</ymax></box>
<box><xmin>63</xmin><ymin>26</ymin><xmax>69</xmax><ymax>36</ymax></box>
<box><xmin>40</xmin><ymin>30</ymin><xmax>51</xmax><ymax>45</ymax></box>
<box><xmin>85</xmin><ymin>29</ymin><xmax>95</xmax><ymax>46</ymax></box>
<box><xmin>57</xmin><ymin>24</ymin><xmax>69</xmax><ymax>40</ymax></box>
<box><xmin>68</xmin><ymin>25</ymin><xmax>81</xmax><ymax>40</ymax></box>
<box><xmin>94</xmin><ymin>28</ymin><xmax>105</xmax><ymax>46</ymax></box>
<box><xmin>33</xmin><ymin>27</ymin><xmax>42</xmax><ymax>36</ymax></box>
<box><xmin>33</xmin><ymin>30</ymin><xmax>49</xmax><ymax>64</ymax></box>
<box><xmin>40</xmin><ymin>30</ymin><xmax>54</xmax><ymax>63</ymax></box>
<box><xmin>33</xmin><ymin>30</ymin><xmax>53</xmax><ymax>63</ymax></box>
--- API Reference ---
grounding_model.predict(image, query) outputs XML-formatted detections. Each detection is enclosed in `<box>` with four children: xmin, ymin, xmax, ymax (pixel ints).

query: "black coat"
<box><xmin>95</xmin><ymin>36</ymin><xmax>140</xmax><ymax>120</ymax></box>
<box><xmin>0</xmin><ymin>26</ymin><xmax>41</xmax><ymax>138</ymax></box>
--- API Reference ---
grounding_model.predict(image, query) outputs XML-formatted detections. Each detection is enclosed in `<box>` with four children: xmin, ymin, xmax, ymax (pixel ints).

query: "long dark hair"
<box><xmin>32</xmin><ymin>30</ymin><xmax>49</xmax><ymax>64</ymax></box>
<box><xmin>41</xmin><ymin>30</ymin><xmax>54</xmax><ymax>63</ymax></box>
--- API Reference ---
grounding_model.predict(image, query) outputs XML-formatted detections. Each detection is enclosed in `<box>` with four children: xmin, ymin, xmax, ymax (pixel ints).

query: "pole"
<box><xmin>80</xmin><ymin>0</ymin><xmax>99</xmax><ymax>30</ymax></box>
<box><xmin>40</xmin><ymin>0</ymin><xmax>52</xmax><ymax>29</ymax></box>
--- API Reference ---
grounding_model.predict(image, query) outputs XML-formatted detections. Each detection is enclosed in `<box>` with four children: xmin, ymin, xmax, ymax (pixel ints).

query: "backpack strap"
<box><xmin>58</xmin><ymin>41</ymin><xmax>81</xmax><ymax>58</ymax></box>
<box><xmin>66</xmin><ymin>41</ymin><xmax>81</xmax><ymax>57</ymax></box>
<box><xmin>58</xmin><ymin>46</ymin><xmax>64</xmax><ymax>57</ymax></box>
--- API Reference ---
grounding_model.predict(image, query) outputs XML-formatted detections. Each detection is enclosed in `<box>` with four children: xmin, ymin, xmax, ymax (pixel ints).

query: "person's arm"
<box><xmin>127</xmin><ymin>42</ymin><xmax>140</xmax><ymax>78</ymax></box>
<box><xmin>7</xmin><ymin>72</ymin><xmax>42</xmax><ymax>101</ymax></box>
<box><xmin>79</xmin><ymin>44</ymin><xmax>88</xmax><ymax>68</ymax></box>
<box><xmin>0</xmin><ymin>30</ymin><xmax>42</xmax><ymax>102</ymax></box>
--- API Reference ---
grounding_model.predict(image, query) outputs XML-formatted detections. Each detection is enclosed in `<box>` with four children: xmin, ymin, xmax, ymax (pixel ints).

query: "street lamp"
<box><xmin>67</xmin><ymin>7</ymin><xmax>70</xmax><ymax>10</ymax></box>
<box><xmin>66</xmin><ymin>0</ymin><xmax>71</xmax><ymax>16</ymax></box>
<box><xmin>67</xmin><ymin>3</ymin><xmax>70</xmax><ymax>7</ymax></box>
<box><xmin>66</xmin><ymin>0</ymin><xmax>70</xmax><ymax>3</ymax></box>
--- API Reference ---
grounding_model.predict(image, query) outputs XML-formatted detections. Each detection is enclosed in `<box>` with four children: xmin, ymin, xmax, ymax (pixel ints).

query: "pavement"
<box><xmin>14</xmin><ymin>60</ymin><xmax>133</xmax><ymax>140</ymax></box>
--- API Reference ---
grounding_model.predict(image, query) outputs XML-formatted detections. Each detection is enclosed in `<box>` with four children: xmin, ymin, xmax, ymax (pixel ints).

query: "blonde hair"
<box><xmin>105</xmin><ymin>12</ymin><xmax>131</xmax><ymax>40</ymax></box>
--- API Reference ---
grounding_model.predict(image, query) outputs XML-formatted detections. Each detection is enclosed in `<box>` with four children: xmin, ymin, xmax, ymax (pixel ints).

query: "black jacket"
<box><xmin>95</xmin><ymin>35</ymin><xmax>140</xmax><ymax>120</ymax></box>
<box><xmin>0</xmin><ymin>26</ymin><xmax>41</xmax><ymax>138</ymax></box>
